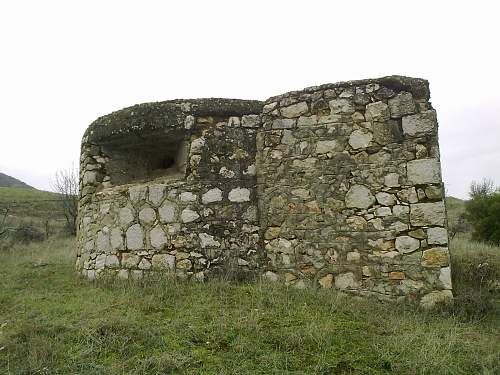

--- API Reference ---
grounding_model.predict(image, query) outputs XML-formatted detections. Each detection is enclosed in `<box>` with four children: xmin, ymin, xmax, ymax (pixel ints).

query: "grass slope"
<box><xmin>0</xmin><ymin>238</ymin><xmax>498</xmax><ymax>374</ymax></box>
<box><xmin>0</xmin><ymin>187</ymin><xmax>67</xmax><ymax>246</ymax></box>
<box><xmin>0</xmin><ymin>186</ymin><xmax>64</xmax><ymax>222</ymax></box>
<box><xmin>0</xmin><ymin>173</ymin><xmax>32</xmax><ymax>188</ymax></box>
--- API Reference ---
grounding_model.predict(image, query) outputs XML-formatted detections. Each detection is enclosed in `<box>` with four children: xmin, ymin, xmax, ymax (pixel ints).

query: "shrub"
<box><xmin>0</xmin><ymin>222</ymin><xmax>45</xmax><ymax>250</ymax></box>
<box><xmin>11</xmin><ymin>222</ymin><xmax>45</xmax><ymax>243</ymax></box>
<box><xmin>465</xmin><ymin>178</ymin><xmax>500</xmax><ymax>245</ymax></box>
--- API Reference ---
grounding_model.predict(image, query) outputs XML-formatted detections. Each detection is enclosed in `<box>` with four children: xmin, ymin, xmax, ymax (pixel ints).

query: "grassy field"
<box><xmin>0</xmin><ymin>187</ymin><xmax>67</xmax><ymax>243</ymax></box>
<box><xmin>0</xmin><ymin>187</ymin><xmax>62</xmax><ymax>219</ymax></box>
<box><xmin>0</xmin><ymin>237</ymin><xmax>498</xmax><ymax>374</ymax></box>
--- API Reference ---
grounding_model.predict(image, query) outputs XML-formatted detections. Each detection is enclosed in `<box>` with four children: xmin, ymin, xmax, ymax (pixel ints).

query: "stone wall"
<box><xmin>76</xmin><ymin>76</ymin><xmax>452</xmax><ymax>306</ymax></box>
<box><xmin>77</xmin><ymin>99</ymin><xmax>264</xmax><ymax>282</ymax></box>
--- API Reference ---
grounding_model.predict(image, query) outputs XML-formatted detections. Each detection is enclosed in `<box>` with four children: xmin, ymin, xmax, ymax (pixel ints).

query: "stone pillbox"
<box><xmin>76</xmin><ymin>76</ymin><xmax>452</xmax><ymax>307</ymax></box>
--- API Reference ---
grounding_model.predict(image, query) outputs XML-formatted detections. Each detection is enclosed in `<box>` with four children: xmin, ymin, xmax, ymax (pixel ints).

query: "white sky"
<box><xmin>0</xmin><ymin>0</ymin><xmax>499</xmax><ymax>198</ymax></box>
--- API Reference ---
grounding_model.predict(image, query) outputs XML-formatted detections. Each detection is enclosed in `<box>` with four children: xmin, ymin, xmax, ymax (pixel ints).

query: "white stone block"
<box><xmin>402</xmin><ymin>110</ymin><xmax>437</xmax><ymax>136</ymax></box>
<box><xmin>280</xmin><ymin>101</ymin><xmax>309</xmax><ymax>118</ymax></box>
<box><xmin>427</xmin><ymin>227</ymin><xmax>448</xmax><ymax>245</ymax></box>
<box><xmin>395</xmin><ymin>236</ymin><xmax>420</xmax><ymax>253</ymax></box>
<box><xmin>202</xmin><ymin>188</ymin><xmax>223</xmax><ymax>204</ymax></box>
<box><xmin>126</xmin><ymin>224</ymin><xmax>144</xmax><ymax>250</ymax></box>
<box><xmin>181</xmin><ymin>208</ymin><xmax>200</xmax><ymax>223</ymax></box>
<box><xmin>410</xmin><ymin>202</ymin><xmax>446</xmax><ymax>226</ymax></box>
<box><xmin>345</xmin><ymin>185</ymin><xmax>375</xmax><ymax>209</ymax></box>
<box><xmin>228</xmin><ymin>188</ymin><xmax>251</xmax><ymax>202</ymax></box>
<box><xmin>407</xmin><ymin>158</ymin><xmax>441</xmax><ymax>184</ymax></box>
<box><xmin>349</xmin><ymin>129</ymin><xmax>373</xmax><ymax>149</ymax></box>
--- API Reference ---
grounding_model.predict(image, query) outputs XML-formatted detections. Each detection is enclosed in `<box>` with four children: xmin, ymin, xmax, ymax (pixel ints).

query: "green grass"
<box><xmin>445</xmin><ymin>196</ymin><xmax>466</xmax><ymax>225</ymax></box>
<box><xmin>450</xmin><ymin>238</ymin><xmax>500</xmax><ymax>319</ymax></box>
<box><xmin>0</xmin><ymin>187</ymin><xmax>62</xmax><ymax>218</ymax></box>
<box><xmin>0</xmin><ymin>187</ymin><xmax>67</xmax><ymax>242</ymax></box>
<box><xmin>0</xmin><ymin>238</ymin><xmax>498</xmax><ymax>374</ymax></box>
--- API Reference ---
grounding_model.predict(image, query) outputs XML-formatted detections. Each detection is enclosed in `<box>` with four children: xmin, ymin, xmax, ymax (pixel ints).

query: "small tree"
<box><xmin>465</xmin><ymin>178</ymin><xmax>500</xmax><ymax>245</ymax></box>
<box><xmin>470</xmin><ymin>178</ymin><xmax>495</xmax><ymax>198</ymax></box>
<box><xmin>52</xmin><ymin>166</ymin><xmax>79</xmax><ymax>236</ymax></box>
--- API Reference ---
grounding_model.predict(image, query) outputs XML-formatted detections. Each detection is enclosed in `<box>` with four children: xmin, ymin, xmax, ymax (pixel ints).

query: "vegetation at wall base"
<box><xmin>0</xmin><ymin>237</ymin><xmax>498</xmax><ymax>374</ymax></box>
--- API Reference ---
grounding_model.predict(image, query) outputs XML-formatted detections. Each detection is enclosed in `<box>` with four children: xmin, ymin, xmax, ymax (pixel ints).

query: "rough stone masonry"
<box><xmin>76</xmin><ymin>76</ymin><xmax>452</xmax><ymax>307</ymax></box>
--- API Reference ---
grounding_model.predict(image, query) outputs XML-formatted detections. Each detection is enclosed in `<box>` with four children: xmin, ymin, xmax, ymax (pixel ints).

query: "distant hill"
<box><xmin>0</xmin><ymin>172</ymin><xmax>33</xmax><ymax>188</ymax></box>
<box><xmin>0</xmin><ymin>174</ymin><xmax>62</xmax><ymax>221</ymax></box>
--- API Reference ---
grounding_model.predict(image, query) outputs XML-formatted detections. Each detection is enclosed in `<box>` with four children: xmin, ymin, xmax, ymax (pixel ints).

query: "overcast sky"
<box><xmin>0</xmin><ymin>0</ymin><xmax>498</xmax><ymax>198</ymax></box>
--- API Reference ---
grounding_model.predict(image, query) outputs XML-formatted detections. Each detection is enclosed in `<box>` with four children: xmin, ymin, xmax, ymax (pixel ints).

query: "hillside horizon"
<box><xmin>0</xmin><ymin>172</ymin><xmax>33</xmax><ymax>189</ymax></box>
